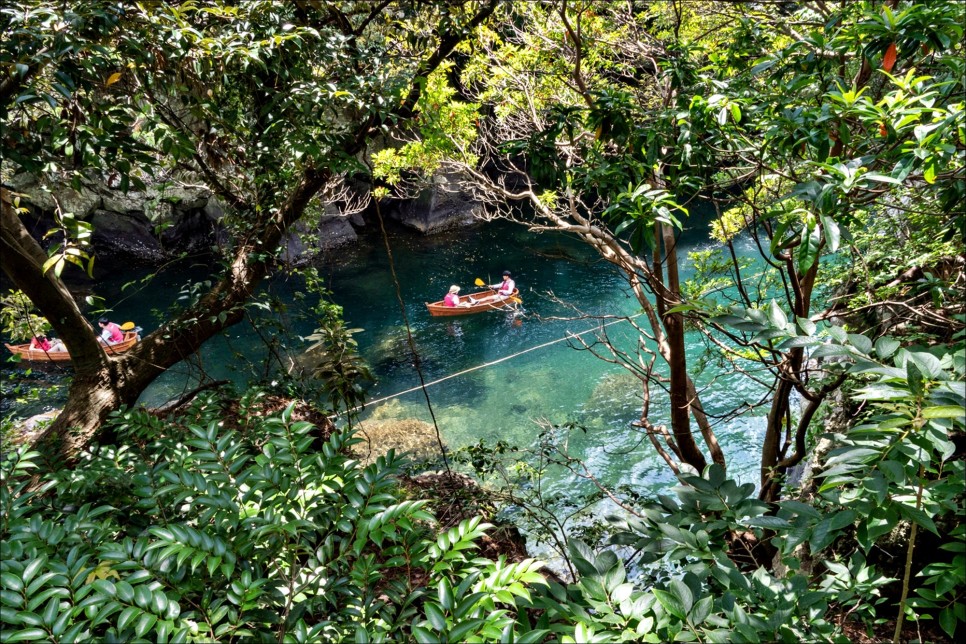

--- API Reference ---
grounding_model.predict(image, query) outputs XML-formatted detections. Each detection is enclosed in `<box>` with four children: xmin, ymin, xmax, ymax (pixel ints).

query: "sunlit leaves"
<box><xmin>372</xmin><ymin>62</ymin><xmax>481</xmax><ymax>190</ymax></box>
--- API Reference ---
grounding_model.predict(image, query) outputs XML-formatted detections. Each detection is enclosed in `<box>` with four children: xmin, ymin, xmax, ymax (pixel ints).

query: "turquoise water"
<box><xmin>4</xmin><ymin>213</ymin><xmax>767</xmax><ymax>507</ymax></box>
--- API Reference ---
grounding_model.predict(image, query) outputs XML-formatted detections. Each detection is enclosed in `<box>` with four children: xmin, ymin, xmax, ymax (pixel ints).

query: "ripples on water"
<box><xmin>4</xmin><ymin>215</ymin><xmax>770</xmax><ymax>546</ymax></box>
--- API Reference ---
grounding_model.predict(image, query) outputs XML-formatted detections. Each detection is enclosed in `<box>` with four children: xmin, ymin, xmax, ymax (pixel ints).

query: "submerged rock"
<box><xmin>586</xmin><ymin>371</ymin><xmax>640</xmax><ymax>410</ymax></box>
<box><xmin>352</xmin><ymin>416</ymin><xmax>445</xmax><ymax>467</ymax></box>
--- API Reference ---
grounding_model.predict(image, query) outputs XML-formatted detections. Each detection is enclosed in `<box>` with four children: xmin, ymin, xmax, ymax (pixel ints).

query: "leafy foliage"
<box><xmin>0</xmin><ymin>393</ymin><xmax>546</xmax><ymax>642</ymax></box>
<box><xmin>0</xmin><ymin>290</ymin><xmax>51</xmax><ymax>343</ymax></box>
<box><xmin>293</xmin><ymin>268</ymin><xmax>372</xmax><ymax>414</ymax></box>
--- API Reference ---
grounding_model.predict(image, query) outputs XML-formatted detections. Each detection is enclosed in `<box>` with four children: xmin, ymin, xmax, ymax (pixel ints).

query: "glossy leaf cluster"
<box><xmin>0</xmin><ymin>391</ymin><xmax>547</xmax><ymax>642</ymax></box>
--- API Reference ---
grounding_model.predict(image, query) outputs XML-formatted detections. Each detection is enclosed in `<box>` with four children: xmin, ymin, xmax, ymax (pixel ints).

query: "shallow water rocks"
<box><xmin>586</xmin><ymin>371</ymin><xmax>640</xmax><ymax>409</ymax></box>
<box><xmin>280</xmin><ymin>214</ymin><xmax>359</xmax><ymax>266</ymax></box>
<box><xmin>352</xmin><ymin>415</ymin><xmax>444</xmax><ymax>467</ymax></box>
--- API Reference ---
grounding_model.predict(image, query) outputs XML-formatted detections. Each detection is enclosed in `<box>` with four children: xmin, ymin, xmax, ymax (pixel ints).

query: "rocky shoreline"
<box><xmin>4</xmin><ymin>171</ymin><xmax>482</xmax><ymax>275</ymax></box>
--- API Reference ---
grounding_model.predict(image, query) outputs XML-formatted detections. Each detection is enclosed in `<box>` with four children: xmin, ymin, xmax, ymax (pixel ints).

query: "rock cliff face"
<box><xmin>5</xmin><ymin>172</ymin><xmax>482</xmax><ymax>271</ymax></box>
<box><xmin>7</xmin><ymin>173</ymin><xmax>224</xmax><ymax>268</ymax></box>
<box><xmin>389</xmin><ymin>173</ymin><xmax>482</xmax><ymax>234</ymax></box>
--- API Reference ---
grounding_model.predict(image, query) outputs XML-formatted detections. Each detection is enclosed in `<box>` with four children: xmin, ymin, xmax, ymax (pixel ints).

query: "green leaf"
<box><xmin>448</xmin><ymin>618</ymin><xmax>486</xmax><ymax>642</ymax></box>
<box><xmin>922</xmin><ymin>406</ymin><xmax>965</xmax><ymax>419</ymax></box>
<box><xmin>879</xmin><ymin>460</ymin><xmax>906</xmax><ymax>484</ymax></box>
<box><xmin>906</xmin><ymin>362</ymin><xmax>924</xmax><ymax>397</ymax></box>
<box><xmin>863</xmin><ymin>172</ymin><xmax>902</xmax><ymax>185</ymax></box>
<box><xmin>423</xmin><ymin>602</ymin><xmax>446</xmax><ymax>632</ymax></box>
<box><xmin>875</xmin><ymin>337</ymin><xmax>900</xmax><ymax>359</ymax></box>
<box><xmin>670</xmin><ymin>579</ymin><xmax>694</xmax><ymax>614</ymax></box>
<box><xmin>778</xmin><ymin>336</ymin><xmax>819</xmax><ymax>350</ymax></box>
<box><xmin>797</xmin><ymin>222</ymin><xmax>822</xmax><ymax>272</ymax></box>
<box><xmin>654</xmin><ymin>588</ymin><xmax>687</xmax><ymax>620</ymax></box>
<box><xmin>691</xmin><ymin>595</ymin><xmax>713</xmax><ymax>625</ymax></box>
<box><xmin>41</xmin><ymin>596</ymin><xmax>58</xmax><ymax>626</ymax></box>
<box><xmin>896</xmin><ymin>505</ymin><xmax>938</xmax><ymax>535</ymax></box>
<box><xmin>117</xmin><ymin>605</ymin><xmax>140</xmax><ymax>632</ymax></box>
<box><xmin>767</xmin><ymin>300</ymin><xmax>787</xmax><ymax>329</ymax></box>
<box><xmin>730</xmin><ymin>103</ymin><xmax>742</xmax><ymax>123</ymax></box>
<box><xmin>4</xmin><ymin>629</ymin><xmax>48</xmax><ymax>642</ymax></box>
<box><xmin>1</xmin><ymin>573</ymin><xmax>24</xmax><ymax>592</ymax></box>
<box><xmin>745</xmin><ymin>516</ymin><xmax>791</xmax><ymax>530</ymax></box>
<box><xmin>21</xmin><ymin>557</ymin><xmax>46</xmax><ymax>587</ymax></box>
<box><xmin>811</xmin><ymin>344</ymin><xmax>855</xmax><ymax>359</ymax></box>
<box><xmin>810</xmin><ymin>510</ymin><xmax>856</xmax><ymax>552</ymax></box>
<box><xmin>939</xmin><ymin>606</ymin><xmax>957</xmax><ymax>638</ymax></box>
<box><xmin>828</xmin><ymin>326</ymin><xmax>847</xmax><ymax>343</ymax></box>
<box><xmin>820</xmin><ymin>215</ymin><xmax>840</xmax><ymax>252</ymax></box>
<box><xmin>847</xmin><ymin>333</ymin><xmax>873</xmax><ymax>355</ymax></box>
<box><xmin>134</xmin><ymin>612</ymin><xmax>158</xmax><ymax>638</ymax></box>
<box><xmin>438</xmin><ymin>578</ymin><xmax>454</xmax><ymax>611</ymax></box>
<box><xmin>796</xmin><ymin>317</ymin><xmax>817</xmax><ymax>336</ymax></box>
<box><xmin>412</xmin><ymin>625</ymin><xmax>436</xmax><ymax>644</ymax></box>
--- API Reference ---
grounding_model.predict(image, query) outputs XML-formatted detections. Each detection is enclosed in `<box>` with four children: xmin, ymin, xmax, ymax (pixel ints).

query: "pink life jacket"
<box><xmin>498</xmin><ymin>278</ymin><xmax>515</xmax><ymax>295</ymax></box>
<box><xmin>105</xmin><ymin>322</ymin><xmax>123</xmax><ymax>343</ymax></box>
<box><xmin>443</xmin><ymin>293</ymin><xmax>459</xmax><ymax>307</ymax></box>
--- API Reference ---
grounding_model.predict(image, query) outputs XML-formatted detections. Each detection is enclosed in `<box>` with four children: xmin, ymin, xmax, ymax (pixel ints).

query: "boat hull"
<box><xmin>4</xmin><ymin>331</ymin><xmax>140</xmax><ymax>363</ymax></box>
<box><xmin>425</xmin><ymin>289</ymin><xmax>520</xmax><ymax>317</ymax></box>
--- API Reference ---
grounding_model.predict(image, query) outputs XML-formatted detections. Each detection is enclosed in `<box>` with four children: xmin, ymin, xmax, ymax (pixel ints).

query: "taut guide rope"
<box><xmin>372</xmin><ymin>196</ymin><xmax>452</xmax><ymax>473</ymax></box>
<box><xmin>337</xmin><ymin>313</ymin><xmax>641</xmax><ymax>418</ymax></box>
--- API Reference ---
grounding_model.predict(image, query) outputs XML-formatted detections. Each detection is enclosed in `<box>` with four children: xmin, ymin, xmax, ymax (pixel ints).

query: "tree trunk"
<box><xmin>759</xmin><ymin>252</ymin><xmax>818</xmax><ymax>501</ymax></box>
<box><xmin>659</xmin><ymin>221</ymin><xmax>708</xmax><ymax>473</ymax></box>
<box><xmin>36</xmin><ymin>168</ymin><xmax>327</xmax><ymax>462</ymax></box>
<box><xmin>2</xmin><ymin>1</ymin><xmax>501</xmax><ymax>464</ymax></box>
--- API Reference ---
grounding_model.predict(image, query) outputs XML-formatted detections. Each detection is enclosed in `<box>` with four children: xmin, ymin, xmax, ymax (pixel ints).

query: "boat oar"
<box><xmin>475</xmin><ymin>277</ymin><xmax>522</xmax><ymax>305</ymax></box>
<box><xmin>120</xmin><ymin>321</ymin><xmax>137</xmax><ymax>331</ymax></box>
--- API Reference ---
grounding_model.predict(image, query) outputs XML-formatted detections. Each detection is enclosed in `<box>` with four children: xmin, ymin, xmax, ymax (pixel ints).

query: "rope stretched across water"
<box><xmin>345</xmin><ymin>314</ymin><xmax>640</xmax><ymax>415</ymax></box>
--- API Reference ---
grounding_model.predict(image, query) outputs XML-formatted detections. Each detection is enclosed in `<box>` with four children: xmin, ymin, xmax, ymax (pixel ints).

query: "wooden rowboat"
<box><xmin>425</xmin><ymin>289</ymin><xmax>521</xmax><ymax>317</ymax></box>
<box><xmin>4</xmin><ymin>331</ymin><xmax>140</xmax><ymax>363</ymax></box>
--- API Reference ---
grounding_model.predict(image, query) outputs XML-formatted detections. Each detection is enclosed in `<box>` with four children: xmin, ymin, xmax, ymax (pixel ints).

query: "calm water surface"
<box><xmin>6</xmin><ymin>213</ymin><xmax>768</xmax><ymax>516</ymax></box>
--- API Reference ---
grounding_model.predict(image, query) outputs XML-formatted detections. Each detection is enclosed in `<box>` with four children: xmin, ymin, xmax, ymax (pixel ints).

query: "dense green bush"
<box><xmin>2</xmin><ymin>343</ymin><xmax>962</xmax><ymax>643</ymax></box>
<box><xmin>0</xmin><ymin>391</ymin><xmax>548</xmax><ymax>642</ymax></box>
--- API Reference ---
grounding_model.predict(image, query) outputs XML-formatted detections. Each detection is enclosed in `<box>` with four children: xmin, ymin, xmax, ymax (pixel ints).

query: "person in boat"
<box><xmin>491</xmin><ymin>270</ymin><xmax>516</xmax><ymax>297</ymax></box>
<box><xmin>476</xmin><ymin>271</ymin><xmax>516</xmax><ymax>304</ymax></box>
<box><xmin>29</xmin><ymin>335</ymin><xmax>51</xmax><ymax>351</ymax></box>
<box><xmin>443</xmin><ymin>285</ymin><xmax>472</xmax><ymax>307</ymax></box>
<box><xmin>98</xmin><ymin>317</ymin><xmax>124</xmax><ymax>344</ymax></box>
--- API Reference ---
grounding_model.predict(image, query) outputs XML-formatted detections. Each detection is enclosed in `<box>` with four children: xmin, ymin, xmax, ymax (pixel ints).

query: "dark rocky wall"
<box><xmin>4</xmin><ymin>171</ymin><xmax>483</xmax><ymax>272</ymax></box>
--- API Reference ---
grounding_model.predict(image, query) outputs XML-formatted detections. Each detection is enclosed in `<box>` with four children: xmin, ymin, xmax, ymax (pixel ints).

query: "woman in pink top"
<box><xmin>98</xmin><ymin>317</ymin><xmax>124</xmax><ymax>344</ymax></box>
<box><xmin>29</xmin><ymin>335</ymin><xmax>51</xmax><ymax>351</ymax></box>
<box><xmin>475</xmin><ymin>270</ymin><xmax>517</xmax><ymax>305</ymax></box>
<box><xmin>443</xmin><ymin>285</ymin><xmax>471</xmax><ymax>307</ymax></box>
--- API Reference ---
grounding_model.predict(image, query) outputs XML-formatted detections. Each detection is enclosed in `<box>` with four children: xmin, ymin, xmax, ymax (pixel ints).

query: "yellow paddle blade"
<box><xmin>474</xmin><ymin>278</ymin><xmax>485</xmax><ymax>287</ymax></box>
<box><xmin>510</xmin><ymin>296</ymin><xmax>522</xmax><ymax>304</ymax></box>
<box><xmin>120</xmin><ymin>321</ymin><xmax>136</xmax><ymax>331</ymax></box>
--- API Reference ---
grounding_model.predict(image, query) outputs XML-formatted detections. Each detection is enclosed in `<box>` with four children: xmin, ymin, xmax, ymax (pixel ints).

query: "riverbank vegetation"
<box><xmin>2</xmin><ymin>0</ymin><xmax>963</xmax><ymax>642</ymax></box>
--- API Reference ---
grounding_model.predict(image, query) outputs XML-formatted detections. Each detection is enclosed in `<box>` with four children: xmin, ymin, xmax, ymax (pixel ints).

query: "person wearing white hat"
<box><xmin>443</xmin><ymin>284</ymin><xmax>471</xmax><ymax>307</ymax></box>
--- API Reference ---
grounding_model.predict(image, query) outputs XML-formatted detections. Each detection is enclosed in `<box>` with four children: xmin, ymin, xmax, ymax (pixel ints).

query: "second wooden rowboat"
<box><xmin>4</xmin><ymin>331</ymin><xmax>140</xmax><ymax>363</ymax></box>
<box><xmin>425</xmin><ymin>289</ymin><xmax>521</xmax><ymax>317</ymax></box>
